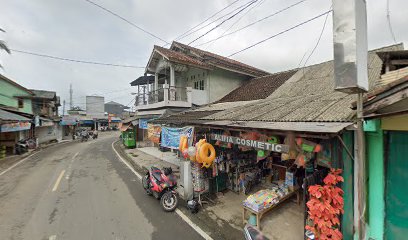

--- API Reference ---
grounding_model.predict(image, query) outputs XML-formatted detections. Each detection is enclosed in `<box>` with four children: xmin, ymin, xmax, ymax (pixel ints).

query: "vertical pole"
<box><xmin>62</xmin><ymin>100</ymin><xmax>66</xmax><ymax>116</ymax></box>
<box><xmin>356</xmin><ymin>92</ymin><xmax>366</xmax><ymax>240</ymax></box>
<box><xmin>69</xmin><ymin>84</ymin><xmax>73</xmax><ymax>110</ymax></box>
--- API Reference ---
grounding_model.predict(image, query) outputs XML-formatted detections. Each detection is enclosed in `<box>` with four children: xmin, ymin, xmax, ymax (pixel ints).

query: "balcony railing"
<box><xmin>135</xmin><ymin>86</ymin><xmax>191</xmax><ymax>107</ymax></box>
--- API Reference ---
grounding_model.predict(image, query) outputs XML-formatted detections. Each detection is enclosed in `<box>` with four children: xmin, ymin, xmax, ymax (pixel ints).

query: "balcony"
<box><xmin>135</xmin><ymin>85</ymin><xmax>192</xmax><ymax>110</ymax></box>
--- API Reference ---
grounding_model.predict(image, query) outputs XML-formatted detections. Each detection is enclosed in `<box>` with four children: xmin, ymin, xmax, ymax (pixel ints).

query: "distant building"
<box><xmin>86</xmin><ymin>96</ymin><xmax>104</xmax><ymax>119</ymax></box>
<box><xmin>104</xmin><ymin>101</ymin><xmax>129</xmax><ymax>117</ymax></box>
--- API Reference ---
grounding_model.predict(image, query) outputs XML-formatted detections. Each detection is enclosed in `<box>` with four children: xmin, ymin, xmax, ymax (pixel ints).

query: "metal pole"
<box><xmin>356</xmin><ymin>92</ymin><xmax>366</xmax><ymax>239</ymax></box>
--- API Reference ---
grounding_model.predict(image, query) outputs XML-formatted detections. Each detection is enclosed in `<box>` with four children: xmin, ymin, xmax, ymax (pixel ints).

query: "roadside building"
<box><xmin>104</xmin><ymin>101</ymin><xmax>129</xmax><ymax>118</ymax></box>
<box><xmin>361</xmin><ymin>50</ymin><xmax>408</xmax><ymax>240</ymax></box>
<box><xmin>23</xmin><ymin>89</ymin><xmax>62</xmax><ymax>145</ymax></box>
<box><xmin>148</xmin><ymin>43</ymin><xmax>403</xmax><ymax>240</ymax></box>
<box><xmin>128</xmin><ymin>41</ymin><xmax>270</xmax><ymax>146</ymax></box>
<box><xmin>0</xmin><ymin>74</ymin><xmax>34</xmax><ymax>155</ymax></box>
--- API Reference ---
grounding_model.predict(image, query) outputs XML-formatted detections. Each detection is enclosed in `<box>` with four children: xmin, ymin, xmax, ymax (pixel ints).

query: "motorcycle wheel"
<box><xmin>142</xmin><ymin>175</ymin><xmax>152</xmax><ymax>195</ymax></box>
<box><xmin>161</xmin><ymin>191</ymin><xmax>178</xmax><ymax>212</ymax></box>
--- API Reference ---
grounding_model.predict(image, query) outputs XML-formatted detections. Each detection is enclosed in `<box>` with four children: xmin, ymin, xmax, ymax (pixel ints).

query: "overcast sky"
<box><xmin>1</xmin><ymin>0</ymin><xmax>407</xmax><ymax>110</ymax></box>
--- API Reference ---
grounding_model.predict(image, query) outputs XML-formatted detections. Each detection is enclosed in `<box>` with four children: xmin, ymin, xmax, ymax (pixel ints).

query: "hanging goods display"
<box><xmin>195</xmin><ymin>139</ymin><xmax>207</xmax><ymax>162</ymax></box>
<box><xmin>187</xmin><ymin>146</ymin><xmax>196</xmax><ymax>161</ymax></box>
<box><xmin>179</xmin><ymin>136</ymin><xmax>188</xmax><ymax>152</ymax></box>
<box><xmin>198</xmin><ymin>143</ymin><xmax>216</xmax><ymax>168</ymax></box>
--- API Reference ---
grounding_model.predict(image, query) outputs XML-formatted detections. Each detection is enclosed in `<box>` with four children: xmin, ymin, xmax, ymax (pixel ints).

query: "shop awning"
<box><xmin>120</xmin><ymin>123</ymin><xmax>131</xmax><ymax>132</ymax></box>
<box><xmin>199</xmin><ymin>121</ymin><xmax>353</xmax><ymax>134</ymax></box>
<box><xmin>0</xmin><ymin>109</ymin><xmax>31</xmax><ymax>122</ymax></box>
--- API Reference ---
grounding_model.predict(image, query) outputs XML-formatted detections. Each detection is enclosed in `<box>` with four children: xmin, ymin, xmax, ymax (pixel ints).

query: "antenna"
<box><xmin>69</xmin><ymin>84</ymin><xmax>73</xmax><ymax>110</ymax></box>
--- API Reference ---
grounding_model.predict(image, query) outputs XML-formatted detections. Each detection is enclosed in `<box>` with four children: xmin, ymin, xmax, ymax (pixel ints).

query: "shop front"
<box><xmin>0</xmin><ymin>120</ymin><xmax>32</xmax><ymax>157</ymax></box>
<box><xmin>178</xmin><ymin>123</ymin><xmax>354</xmax><ymax>240</ymax></box>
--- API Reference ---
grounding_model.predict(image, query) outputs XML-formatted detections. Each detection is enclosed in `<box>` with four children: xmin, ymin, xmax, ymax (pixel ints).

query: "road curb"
<box><xmin>111</xmin><ymin>140</ymin><xmax>214</xmax><ymax>240</ymax></box>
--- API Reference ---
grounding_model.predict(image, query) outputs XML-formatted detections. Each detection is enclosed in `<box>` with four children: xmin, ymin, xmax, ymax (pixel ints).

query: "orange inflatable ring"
<box><xmin>199</xmin><ymin>143</ymin><xmax>216</xmax><ymax>168</ymax></box>
<box><xmin>179</xmin><ymin>136</ymin><xmax>188</xmax><ymax>152</ymax></box>
<box><xmin>195</xmin><ymin>139</ymin><xmax>206</xmax><ymax>162</ymax></box>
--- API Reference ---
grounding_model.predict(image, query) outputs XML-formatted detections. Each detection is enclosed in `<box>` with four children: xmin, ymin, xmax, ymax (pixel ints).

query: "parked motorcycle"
<box><xmin>244</xmin><ymin>224</ymin><xmax>269</xmax><ymax>240</ymax></box>
<box><xmin>81</xmin><ymin>134</ymin><xmax>89</xmax><ymax>142</ymax></box>
<box><xmin>15</xmin><ymin>139</ymin><xmax>28</xmax><ymax>155</ymax></box>
<box><xmin>142</xmin><ymin>166</ymin><xmax>178</xmax><ymax>212</ymax></box>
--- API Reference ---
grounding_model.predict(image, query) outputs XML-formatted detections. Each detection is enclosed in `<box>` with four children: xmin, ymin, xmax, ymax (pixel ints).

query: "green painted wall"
<box><xmin>341</xmin><ymin>131</ymin><xmax>355</xmax><ymax>240</ymax></box>
<box><xmin>366</xmin><ymin>119</ymin><xmax>384</xmax><ymax>239</ymax></box>
<box><xmin>0</xmin><ymin>78</ymin><xmax>33</xmax><ymax>114</ymax></box>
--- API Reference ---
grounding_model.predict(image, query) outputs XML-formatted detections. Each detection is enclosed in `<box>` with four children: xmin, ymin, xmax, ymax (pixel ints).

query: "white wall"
<box><xmin>36</xmin><ymin>123</ymin><xmax>61</xmax><ymax>144</ymax></box>
<box><xmin>208</xmin><ymin>69</ymin><xmax>249</xmax><ymax>103</ymax></box>
<box><xmin>86</xmin><ymin>96</ymin><xmax>105</xmax><ymax>118</ymax></box>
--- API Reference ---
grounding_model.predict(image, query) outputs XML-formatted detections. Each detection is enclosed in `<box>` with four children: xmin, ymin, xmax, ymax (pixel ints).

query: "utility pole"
<box><xmin>332</xmin><ymin>0</ymin><xmax>368</xmax><ymax>239</ymax></box>
<box><xmin>62</xmin><ymin>100</ymin><xmax>66</xmax><ymax>116</ymax></box>
<box><xmin>69</xmin><ymin>84</ymin><xmax>73</xmax><ymax>110</ymax></box>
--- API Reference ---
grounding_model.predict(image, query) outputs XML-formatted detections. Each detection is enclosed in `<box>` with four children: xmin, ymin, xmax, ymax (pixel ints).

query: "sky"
<box><xmin>1</xmin><ymin>0</ymin><xmax>407</xmax><ymax>111</ymax></box>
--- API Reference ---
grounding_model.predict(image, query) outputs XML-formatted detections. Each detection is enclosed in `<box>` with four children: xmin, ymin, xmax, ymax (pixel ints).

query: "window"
<box><xmin>18</xmin><ymin>99</ymin><xmax>24</xmax><ymax>108</ymax></box>
<box><xmin>194</xmin><ymin>80</ymin><xmax>205</xmax><ymax>90</ymax></box>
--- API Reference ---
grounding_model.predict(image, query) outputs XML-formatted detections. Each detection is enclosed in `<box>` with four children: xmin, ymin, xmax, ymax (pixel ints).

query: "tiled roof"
<box><xmin>171</xmin><ymin>41</ymin><xmax>270</xmax><ymax>77</ymax></box>
<box><xmin>203</xmin><ymin>44</ymin><xmax>404</xmax><ymax>123</ymax></box>
<box><xmin>218</xmin><ymin>70</ymin><xmax>297</xmax><ymax>102</ymax></box>
<box><xmin>154</xmin><ymin>45</ymin><xmax>212</xmax><ymax>69</ymax></box>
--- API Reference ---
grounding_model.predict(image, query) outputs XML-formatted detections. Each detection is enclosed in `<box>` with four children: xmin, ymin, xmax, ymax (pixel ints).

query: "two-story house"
<box><xmin>26</xmin><ymin>89</ymin><xmax>61</xmax><ymax>144</ymax></box>
<box><xmin>131</xmin><ymin>41</ymin><xmax>269</xmax><ymax>117</ymax></box>
<box><xmin>0</xmin><ymin>74</ymin><xmax>34</xmax><ymax>155</ymax></box>
<box><xmin>129</xmin><ymin>41</ymin><xmax>269</xmax><ymax>144</ymax></box>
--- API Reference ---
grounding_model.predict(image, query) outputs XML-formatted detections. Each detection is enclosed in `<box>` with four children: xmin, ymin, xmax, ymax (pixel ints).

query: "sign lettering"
<box><xmin>211</xmin><ymin>134</ymin><xmax>289</xmax><ymax>153</ymax></box>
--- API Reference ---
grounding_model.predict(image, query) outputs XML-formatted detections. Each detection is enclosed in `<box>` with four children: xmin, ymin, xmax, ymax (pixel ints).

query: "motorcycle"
<box><xmin>142</xmin><ymin>166</ymin><xmax>178</xmax><ymax>212</ymax></box>
<box><xmin>15</xmin><ymin>139</ymin><xmax>28</xmax><ymax>155</ymax></box>
<box><xmin>81</xmin><ymin>134</ymin><xmax>89</xmax><ymax>142</ymax></box>
<box><xmin>244</xmin><ymin>224</ymin><xmax>269</xmax><ymax>240</ymax></box>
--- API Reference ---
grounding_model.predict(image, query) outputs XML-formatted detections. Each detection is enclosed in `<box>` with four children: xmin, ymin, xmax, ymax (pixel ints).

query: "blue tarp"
<box><xmin>161</xmin><ymin>126</ymin><xmax>194</xmax><ymax>149</ymax></box>
<box><xmin>139</xmin><ymin>118</ymin><xmax>149</xmax><ymax>129</ymax></box>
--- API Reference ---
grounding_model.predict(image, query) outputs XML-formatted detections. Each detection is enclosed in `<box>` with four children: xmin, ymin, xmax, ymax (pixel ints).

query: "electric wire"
<box><xmin>176</xmin><ymin>0</ymin><xmax>257</xmax><ymax>43</ymax></box>
<box><xmin>171</xmin><ymin>0</ymin><xmax>244</xmax><ymax>43</ymax></box>
<box><xmin>301</xmin><ymin>6</ymin><xmax>332</xmax><ymax>70</ymax></box>
<box><xmin>11</xmin><ymin>49</ymin><xmax>145</xmax><ymax>69</ymax></box>
<box><xmin>227</xmin><ymin>10</ymin><xmax>332</xmax><ymax>57</ymax></box>
<box><xmin>83</xmin><ymin>0</ymin><xmax>169</xmax><ymax>44</ymax></box>
<box><xmin>386</xmin><ymin>0</ymin><xmax>398</xmax><ymax>44</ymax></box>
<box><xmin>188</xmin><ymin>0</ymin><xmax>258</xmax><ymax>45</ymax></box>
<box><xmin>195</xmin><ymin>0</ymin><xmax>308</xmax><ymax>47</ymax></box>
<box><xmin>205</xmin><ymin>0</ymin><xmax>266</xmax><ymax>49</ymax></box>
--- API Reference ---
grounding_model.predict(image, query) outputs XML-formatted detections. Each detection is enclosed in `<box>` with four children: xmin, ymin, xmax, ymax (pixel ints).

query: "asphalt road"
<box><xmin>0</xmin><ymin>132</ymin><xmax>204</xmax><ymax>240</ymax></box>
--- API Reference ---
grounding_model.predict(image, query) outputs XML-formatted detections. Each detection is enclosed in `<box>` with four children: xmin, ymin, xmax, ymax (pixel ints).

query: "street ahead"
<box><xmin>0</xmin><ymin>133</ymin><xmax>204</xmax><ymax>240</ymax></box>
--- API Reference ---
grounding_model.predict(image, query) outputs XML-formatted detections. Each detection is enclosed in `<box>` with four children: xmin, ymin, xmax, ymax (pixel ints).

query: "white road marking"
<box><xmin>49</xmin><ymin>235</ymin><xmax>57</xmax><ymax>240</ymax></box>
<box><xmin>111</xmin><ymin>141</ymin><xmax>142</xmax><ymax>180</ymax></box>
<box><xmin>52</xmin><ymin>170</ymin><xmax>66</xmax><ymax>192</ymax></box>
<box><xmin>66</xmin><ymin>152</ymin><xmax>79</xmax><ymax>180</ymax></box>
<box><xmin>111</xmin><ymin>140</ymin><xmax>213</xmax><ymax>240</ymax></box>
<box><xmin>0</xmin><ymin>151</ymin><xmax>40</xmax><ymax>177</ymax></box>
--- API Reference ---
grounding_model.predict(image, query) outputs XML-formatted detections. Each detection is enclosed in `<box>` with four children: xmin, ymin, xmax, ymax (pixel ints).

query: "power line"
<box><xmin>11</xmin><ymin>49</ymin><xmax>145</xmax><ymax>68</ymax></box>
<box><xmin>227</xmin><ymin>10</ymin><xmax>332</xmax><ymax>57</ymax></box>
<box><xmin>386</xmin><ymin>0</ymin><xmax>397</xmax><ymax>44</ymax></box>
<box><xmin>171</xmin><ymin>0</ymin><xmax>244</xmax><ymax>43</ymax></box>
<box><xmin>83</xmin><ymin>0</ymin><xmax>169</xmax><ymax>44</ymax></box>
<box><xmin>188</xmin><ymin>0</ymin><xmax>258</xmax><ymax>45</ymax></box>
<box><xmin>204</xmin><ymin>0</ymin><xmax>266</xmax><ymax>49</ymax></box>
<box><xmin>195</xmin><ymin>0</ymin><xmax>308</xmax><ymax>47</ymax></box>
<box><xmin>301</xmin><ymin>6</ymin><xmax>332</xmax><ymax>69</ymax></box>
<box><xmin>176</xmin><ymin>0</ymin><xmax>257</xmax><ymax>43</ymax></box>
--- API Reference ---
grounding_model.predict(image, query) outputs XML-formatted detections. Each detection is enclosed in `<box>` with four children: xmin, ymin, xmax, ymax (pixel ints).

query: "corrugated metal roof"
<box><xmin>29</xmin><ymin>89</ymin><xmax>56</xmax><ymax>99</ymax></box>
<box><xmin>204</xmin><ymin>44</ymin><xmax>404</xmax><ymax>123</ymax></box>
<box><xmin>0</xmin><ymin>109</ymin><xmax>31</xmax><ymax>122</ymax></box>
<box><xmin>200</xmin><ymin>120</ymin><xmax>352</xmax><ymax>133</ymax></box>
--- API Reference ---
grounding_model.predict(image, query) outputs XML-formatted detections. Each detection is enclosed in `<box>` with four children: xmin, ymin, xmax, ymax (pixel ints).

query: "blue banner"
<box><xmin>139</xmin><ymin>119</ymin><xmax>149</xmax><ymax>129</ymax></box>
<box><xmin>161</xmin><ymin>126</ymin><xmax>194</xmax><ymax>149</ymax></box>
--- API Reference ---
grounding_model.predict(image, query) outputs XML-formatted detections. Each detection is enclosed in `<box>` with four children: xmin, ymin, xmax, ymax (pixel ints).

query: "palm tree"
<box><xmin>0</xmin><ymin>28</ymin><xmax>11</xmax><ymax>68</ymax></box>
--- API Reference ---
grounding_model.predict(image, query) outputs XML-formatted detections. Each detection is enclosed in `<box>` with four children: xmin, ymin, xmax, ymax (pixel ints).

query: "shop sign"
<box><xmin>161</xmin><ymin>126</ymin><xmax>194</xmax><ymax>149</ymax></box>
<box><xmin>60</xmin><ymin>116</ymin><xmax>78</xmax><ymax>126</ymax></box>
<box><xmin>211</xmin><ymin>134</ymin><xmax>289</xmax><ymax>153</ymax></box>
<box><xmin>1</xmin><ymin>122</ymin><xmax>31</xmax><ymax>132</ymax></box>
<box><xmin>139</xmin><ymin>118</ymin><xmax>149</xmax><ymax>129</ymax></box>
<box><xmin>147</xmin><ymin>124</ymin><xmax>161</xmax><ymax>144</ymax></box>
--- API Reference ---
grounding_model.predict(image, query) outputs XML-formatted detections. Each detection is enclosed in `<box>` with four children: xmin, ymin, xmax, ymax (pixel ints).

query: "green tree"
<box><xmin>0</xmin><ymin>28</ymin><xmax>11</xmax><ymax>68</ymax></box>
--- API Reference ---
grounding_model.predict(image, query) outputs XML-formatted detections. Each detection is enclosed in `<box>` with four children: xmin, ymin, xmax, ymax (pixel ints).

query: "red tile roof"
<box><xmin>171</xmin><ymin>41</ymin><xmax>270</xmax><ymax>77</ymax></box>
<box><xmin>218</xmin><ymin>69</ymin><xmax>297</xmax><ymax>102</ymax></box>
<box><xmin>154</xmin><ymin>45</ymin><xmax>212</xmax><ymax>69</ymax></box>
